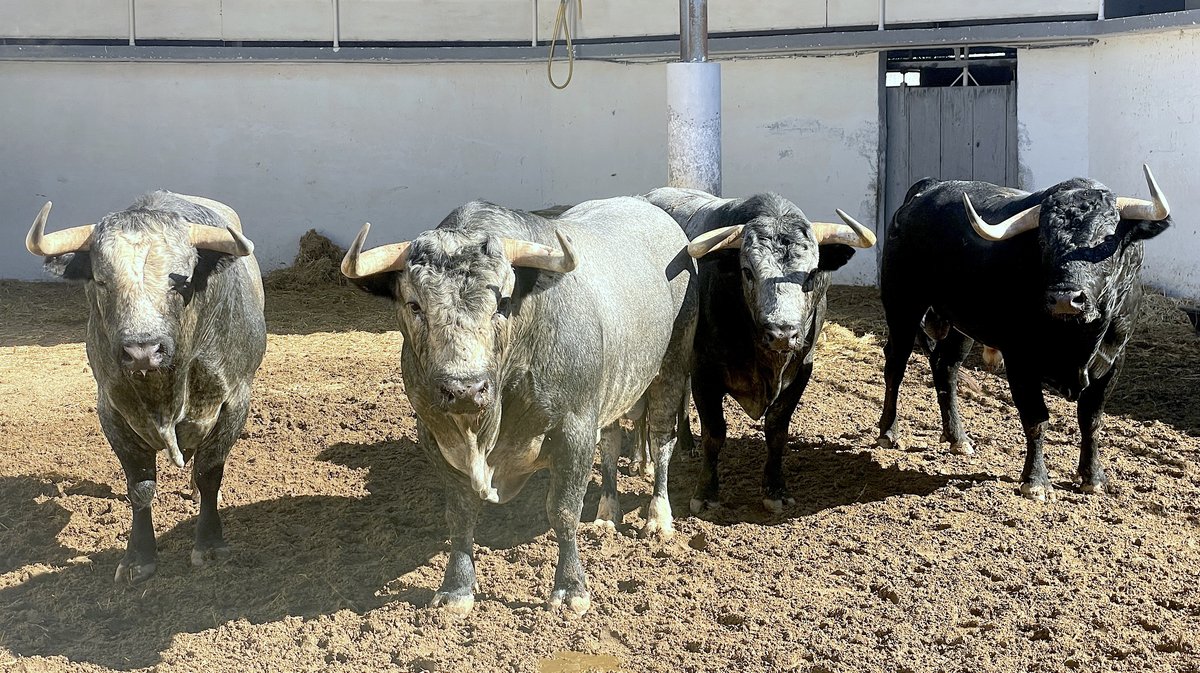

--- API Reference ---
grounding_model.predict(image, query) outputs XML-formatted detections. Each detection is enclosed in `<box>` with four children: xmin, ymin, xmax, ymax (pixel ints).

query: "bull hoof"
<box><xmin>876</xmin><ymin>433</ymin><xmax>901</xmax><ymax>451</ymax></box>
<box><xmin>1079</xmin><ymin>478</ymin><xmax>1109</xmax><ymax>495</ymax></box>
<box><xmin>642</xmin><ymin>497</ymin><xmax>674</xmax><ymax>539</ymax></box>
<box><xmin>590</xmin><ymin>518</ymin><xmax>617</xmax><ymax>535</ymax></box>
<box><xmin>1019</xmin><ymin>481</ymin><xmax>1055</xmax><ymax>503</ymax></box>
<box><xmin>630</xmin><ymin>460</ymin><xmax>655</xmax><ymax>482</ymax></box>
<box><xmin>190</xmin><ymin>544</ymin><xmax>231</xmax><ymax>567</ymax></box>
<box><xmin>949</xmin><ymin>439</ymin><xmax>975</xmax><ymax>456</ymax></box>
<box><xmin>689</xmin><ymin>497</ymin><xmax>719</xmax><ymax>514</ymax></box>
<box><xmin>547</xmin><ymin>589</ymin><xmax>591</xmax><ymax>617</ymax></box>
<box><xmin>595</xmin><ymin>495</ymin><xmax>620</xmax><ymax>527</ymax></box>
<box><xmin>430</xmin><ymin>591</ymin><xmax>475</xmax><ymax>616</ymax></box>
<box><xmin>762</xmin><ymin>496</ymin><xmax>796</xmax><ymax>514</ymax></box>
<box><xmin>114</xmin><ymin>560</ymin><xmax>157</xmax><ymax>584</ymax></box>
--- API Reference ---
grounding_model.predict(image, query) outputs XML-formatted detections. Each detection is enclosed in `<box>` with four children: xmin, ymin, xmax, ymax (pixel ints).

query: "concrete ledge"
<box><xmin>1</xmin><ymin>10</ymin><xmax>1197</xmax><ymax>63</ymax></box>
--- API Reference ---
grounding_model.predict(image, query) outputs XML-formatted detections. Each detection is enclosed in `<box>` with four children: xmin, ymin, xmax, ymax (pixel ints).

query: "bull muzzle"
<box><xmin>1046</xmin><ymin>288</ymin><xmax>1089</xmax><ymax>318</ymax></box>
<box><xmin>119</xmin><ymin>336</ymin><xmax>173</xmax><ymax>374</ymax></box>
<box><xmin>437</xmin><ymin>376</ymin><xmax>493</xmax><ymax>413</ymax></box>
<box><xmin>762</xmin><ymin>321</ymin><xmax>804</xmax><ymax>353</ymax></box>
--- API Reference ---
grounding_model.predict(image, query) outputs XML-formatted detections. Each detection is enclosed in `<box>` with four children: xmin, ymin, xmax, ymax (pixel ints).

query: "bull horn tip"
<box><xmin>554</xmin><ymin>229</ymin><xmax>578</xmax><ymax>273</ymax></box>
<box><xmin>835</xmin><ymin>208</ymin><xmax>877</xmax><ymax>247</ymax></box>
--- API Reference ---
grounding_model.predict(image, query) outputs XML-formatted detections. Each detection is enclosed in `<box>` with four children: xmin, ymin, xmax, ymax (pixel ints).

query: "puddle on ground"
<box><xmin>537</xmin><ymin>651</ymin><xmax>623</xmax><ymax>673</ymax></box>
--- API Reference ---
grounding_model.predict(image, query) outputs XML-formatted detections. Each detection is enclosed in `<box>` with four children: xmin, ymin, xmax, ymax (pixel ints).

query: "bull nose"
<box><xmin>1047</xmin><ymin>290</ymin><xmax>1087</xmax><ymax>316</ymax></box>
<box><xmin>121</xmin><ymin>341</ymin><xmax>166</xmax><ymax>371</ymax></box>
<box><xmin>439</xmin><ymin>379</ymin><xmax>491</xmax><ymax>410</ymax></box>
<box><xmin>763</xmin><ymin>322</ymin><xmax>802</xmax><ymax>351</ymax></box>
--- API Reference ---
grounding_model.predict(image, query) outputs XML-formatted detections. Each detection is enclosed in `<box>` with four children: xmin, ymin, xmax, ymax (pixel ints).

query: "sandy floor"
<box><xmin>1</xmin><ymin>280</ymin><xmax>1198</xmax><ymax>673</ymax></box>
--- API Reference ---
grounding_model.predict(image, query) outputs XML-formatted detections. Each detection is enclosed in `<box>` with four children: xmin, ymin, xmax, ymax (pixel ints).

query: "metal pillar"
<box><xmin>667</xmin><ymin>0</ymin><xmax>721</xmax><ymax>196</ymax></box>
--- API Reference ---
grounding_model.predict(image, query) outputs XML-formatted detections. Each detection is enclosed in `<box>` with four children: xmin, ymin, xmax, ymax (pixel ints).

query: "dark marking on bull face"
<box><xmin>735</xmin><ymin>201</ymin><xmax>853</xmax><ymax>353</ymax></box>
<box><xmin>43</xmin><ymin>198</ymin><xmax>241</xmax><ymax>375</ymax></box>
<box><xmin>394</xmin><ymin>230</ymin><xmax>517</xmax><ymax>414</ymax></box>
<box><xmin>1036</xmin><ymin>183</ymin><xmax>1170</xmax><ymax>323</ymax></box>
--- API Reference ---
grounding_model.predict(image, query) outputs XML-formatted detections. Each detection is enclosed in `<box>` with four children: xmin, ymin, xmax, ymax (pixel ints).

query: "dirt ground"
<box><xmin>1</xmin><ymin>279</ymin><xmax>1198</xmax><ymax>673</ymax></box>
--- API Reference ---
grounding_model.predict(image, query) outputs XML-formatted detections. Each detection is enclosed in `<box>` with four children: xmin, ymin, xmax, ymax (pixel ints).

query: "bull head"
<box><xmin>686</xmin><ymin>199</ymin><xmax>876</xmax><ymax>353</ymax></box>
<box><xmin>962</xmin><ymin>164</ymin><xmax>1170</xmax><ymax>242</ymax></box>
<box><xmin>26</xmin><ymin>193</ymin><xmax>254</xmax><ymax>375</ymax></box>
<box><xmin>341</xmin><ymin>222</ymin><xmax>577</xmax><ymax>416</ymax></box>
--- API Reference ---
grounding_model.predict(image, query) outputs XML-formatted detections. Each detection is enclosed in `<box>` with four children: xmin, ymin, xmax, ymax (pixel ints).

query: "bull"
<box><xmin>644</xmin><ymin>188</ymin><xmax>876</xmax><ymax>513</ymax></box>
<box><xmin>25</xmin><ymin>191</ymin><xmax>267</xmax><ymax>582</ymax></box>
<box><xmin>876</xmin><ymin>165</ymin><xmax>1171</xmax><ymax>500</ymax></box>
<box><xmin>341</xmin><ymin>197</ymin><xmax>696</xmax><ymax>615</ymax></box>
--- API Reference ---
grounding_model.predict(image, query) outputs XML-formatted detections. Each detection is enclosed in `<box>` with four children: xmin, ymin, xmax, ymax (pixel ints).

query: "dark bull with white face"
<box><xmin>26</xmin><ymin>191</ymin><xmax>267</xmax><ymax>582</ymax></box>
<box><xmin>644</xmin><ymin>188</ymin><xmax>876</xmax><ymax>513</ymax></box>
<box><xmin>877</xmin><ymin>165</ymin><xmax>1171</xmax><ymax>501</ymax></box>
<box><xmin>343</xmin><ymin>197</ymin><xmax>696</xmax><ymax>616</ymax></box>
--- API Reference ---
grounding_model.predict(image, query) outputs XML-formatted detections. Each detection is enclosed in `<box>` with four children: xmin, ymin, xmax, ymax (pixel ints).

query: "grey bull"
<box><xmin>26</xmin><ymin>191</ymin><xmax>267</xmax><ymax>583</ymax></box>
<box><xmin>342</xmin><ymin>197</ymin><xmax>697</xmax><ymax>616</ymax></box>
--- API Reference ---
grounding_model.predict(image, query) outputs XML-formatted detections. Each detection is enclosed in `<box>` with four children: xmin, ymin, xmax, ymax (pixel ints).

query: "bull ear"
<box><xmin>817</xmin><ymin>243</ymin><xmax>855</xmax><ymax>271</ymax></box>
<box><xmin>190</xmin><ymin>249</ymin><xmax>239</xmax><ymax>293</ymax></box>
<box><xmin>349</xmin><ymin>271</ymin><xmax>400</xmax><ymax>300</ymax></box>
<box><xmin>44</xmin><ymin>251</ymin><xmax>93</xmax><ymax>282</ymax></box>
<box><xmin>1126</xmin><ymin>217</ymin><xmax>1170</xmax><ymax>242</ymax></box>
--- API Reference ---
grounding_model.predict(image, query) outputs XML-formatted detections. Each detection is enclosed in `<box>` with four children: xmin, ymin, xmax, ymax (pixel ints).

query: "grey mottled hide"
<box><xmin>354</xmin><ymin>196</ymin><xmax>696</xmax><ymax>615</ymax></box>
<box><xmin>42</xmin><ymin>190</ymin><xmax>267</xmax><ymax>583</ymax></box>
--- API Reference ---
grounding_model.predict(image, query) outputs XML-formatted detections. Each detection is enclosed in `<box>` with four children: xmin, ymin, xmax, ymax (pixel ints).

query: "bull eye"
<box><xmin>741</xmin><ymin>267</ymin><xmax>754</xmax><ymax>282</ymax></box>
<box><xmin>496</xmin><ymin>296</ymin><xmax>512</xmax><ymax>318</ymax></box>
<box><xmin>406</xmin><ymin>301</ymin><xmax>423</xmax><ymax>317</ymax></box>
<box><xmin>802</xmin><ymin>273</ymin><xmax>816</xmax><ymax>293</ymax></box>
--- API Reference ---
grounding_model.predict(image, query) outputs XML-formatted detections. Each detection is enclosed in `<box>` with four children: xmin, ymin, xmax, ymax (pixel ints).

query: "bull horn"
<box><xmin>502</xmin><ymin>230</ymin><xmax>577</xmax><ymax>273</ymax></box>
<box><xmin>26</xmin><ymin>202</ymin><xmax>96</xmax><ymax>257</ymax></box>
<box><xmin>811</xmin><ymin>210</ymin><xmax>877</xmax><ymax>248</ymax></box>
<box><xmin>340</xmin><ymin>222</ymin><xmax>412</xmax><ymax>278</ymax></box>
<box><xmin>1116</xmin><ymin>164</ymin><xmax>1170</xmax><ymax>221</ymax></box>
<box><xmin>190</xmin><ymin>224</ymin><xmax>254</xmax><ymax>256</ymax></box>
<box><xmin>963</xmin><ymin>193</ymin><xmax>1041</xmax><ymax>242</ymax></box>
<box><xmin>176</xmin><ymin>194</ymin><xmax>243</xmax><ymax>232</ymax></box>
<box><xmin>687</xmin><ymin>224</ymin><xmax>744</xmax><ymax>258</ymax></box>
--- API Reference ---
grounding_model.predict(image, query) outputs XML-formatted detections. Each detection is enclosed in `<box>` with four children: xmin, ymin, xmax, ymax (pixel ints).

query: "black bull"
<box><xmin>877</xmin><ymin>170</ymin><xmax>1171</xmax><ymax>501</ymax></box>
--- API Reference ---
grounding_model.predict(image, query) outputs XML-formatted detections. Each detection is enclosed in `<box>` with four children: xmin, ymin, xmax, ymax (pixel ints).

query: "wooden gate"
<box><xmin>883</xmin><ymin>84</ymin><xmax>1018</xmax><ymax>234</ymax></box>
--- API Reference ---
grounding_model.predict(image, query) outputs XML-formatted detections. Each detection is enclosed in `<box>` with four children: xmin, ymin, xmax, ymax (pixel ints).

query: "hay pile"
<box><xmin>264</xmin><ymin>230</ymin><xmax>348</xmax><ymax>291</ymax></box>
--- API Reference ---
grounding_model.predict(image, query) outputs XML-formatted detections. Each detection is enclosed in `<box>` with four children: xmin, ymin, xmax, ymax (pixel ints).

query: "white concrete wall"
<box><xmin>0</xmin><ymin>54</ymin><xmax>881</xmax><ymax>284</ymax></box>
<box><xmin>1018</xmin><ymin>28</ymin><xmax>1200</xmax><ymax>299</ymax></box>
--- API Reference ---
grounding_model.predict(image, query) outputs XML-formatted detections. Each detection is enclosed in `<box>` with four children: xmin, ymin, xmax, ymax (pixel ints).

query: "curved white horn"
<box><xmin>1116</xmin><ymin>164</ymin><xmax>1170</xmax><ymax>221</ymax></box>
<box><xmin>963</xmin><ymin>193</ymin><xmax>1041</xmax><ymax>242</ymax></box>
<box><xmin>190</xmin><ymin>224</ymin><xmax>254</xmax><ymax>256</ymax></box>
<box><xmin>340</xmin><ymin>222</ymin><xmax>412</xmax><ymax>279</ymax></box>
<box><xmin>687</xmin><ymin>224</ymin><xmax>744</xmax><ymax>259</ymax></box>
<box><xmin>25</xmin><ymin>202</ymin><xmax>96</xmax><ymax>257</ymax></box>
<box><xmin>502</xmin><ymin>229</ymin><xmax>577</xmax><ymax>273</ymax></box>
<box><xmin>811</xmin><ymin>210</ymin><xmax>877</xmax><ymax>248</ymax></box>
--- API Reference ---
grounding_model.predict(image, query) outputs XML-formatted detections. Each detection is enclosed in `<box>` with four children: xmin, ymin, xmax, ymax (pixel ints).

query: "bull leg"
<box><xmin>1006</xmin><ymin>360</ymin><xmax>1053</xmax><ymax>502</ymax></box>
<box><xmin>430</xmin><ymin>481</ymin><xmax>481</xmax><ymax>615</ymax></box>
<box><xmin>544</xmin><ymin>419</ymin><xmax>594</xmax><ymax>616</ymax></box>
<box><xmin>930</xmin><ymin>328</ymin><xmax>977</xmax><ymax>455</ymax></box>
<box><xmin>191</xmin><ymin>399</ymin><xmax>248</xmax><ymax>567</ymax></box>
<box><xmin>642</xmin><ymin>373</ymin><xmax>689</xmax><ymax>539</ymax></box>
<box><xmin>762</xmin><ymin>361</ymin><xmax>811</xmax><ymax>514</ymax></box>
<box><xmin>690</xmin><ymin>375</ymin><xmax>727</xmax><ymax>514</ymax></box>
<box><xmin>676</xmin><ymin>380</ymin><xmax>696</xmax><ymax>458</ymax></box>
<box><xmin>1077</xmin><ymin>366</ymin><xmax>1118</xmax><ymax>494</ymax></box>
<box><xmin>593</xmin><ymin>421</ymin><xmax>622</xmax><ymax>531</ymax></box>
<box><xmin>115</xmin><ymin>452</ymin><xmax>158</xmax><ymax>584</ymax></box>
<box><xmin>878</xmin><ymin>308</ymin><xmax>923</xmax><ymax>451</ymax></box>
<box><xmin>191</xmin><ymin>461</ymin><xmax>230</xmax><ymax>566</ymax></box>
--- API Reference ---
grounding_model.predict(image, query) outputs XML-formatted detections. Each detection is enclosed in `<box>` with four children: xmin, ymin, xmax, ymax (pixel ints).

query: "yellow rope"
<box><xmin>547</xmin><ymin>0</ymin><xmax>579</xmax><ymax>90</ymax></box>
